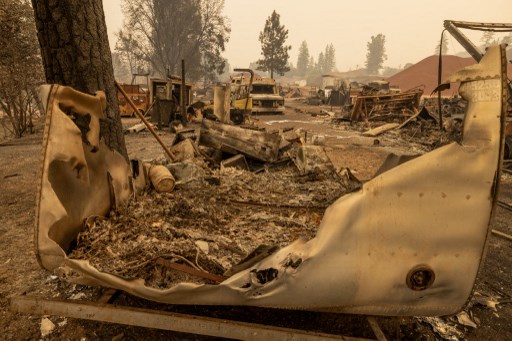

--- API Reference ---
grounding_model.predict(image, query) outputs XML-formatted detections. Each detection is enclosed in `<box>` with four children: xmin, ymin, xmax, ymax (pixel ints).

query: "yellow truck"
<box><xmin>203</xmin><ymin>68</ymin><xmax>254</xmax><ymax>125</ymax></box>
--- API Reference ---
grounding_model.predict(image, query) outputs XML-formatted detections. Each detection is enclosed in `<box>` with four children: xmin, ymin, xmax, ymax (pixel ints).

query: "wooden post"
<box><xmin>156</xmin><ymin>98</ymin><xmax>161</xmax><ymax>130</ymax></box>
<box><xmin>181</xmin><ymin>59</ymin><xmax>186</xmax><ymax>121</ymax></box>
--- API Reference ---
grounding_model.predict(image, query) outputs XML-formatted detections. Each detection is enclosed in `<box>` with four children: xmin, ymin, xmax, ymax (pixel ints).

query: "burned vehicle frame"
<box><xmin>250</xmin><ymin>77</ymin><xmax>285</xmax><ymax>114</ymax></box>
<box><xmin>30</xmin><ymin>44</ymin><xmax>508</xmax><ymax>318</ymax></box>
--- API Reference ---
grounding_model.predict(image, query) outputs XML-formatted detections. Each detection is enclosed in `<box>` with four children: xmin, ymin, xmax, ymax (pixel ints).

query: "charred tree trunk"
<box><xmin>31</xmin><ymin>0</ymin><xmax>128</xmax><ymax>159</ymax></box>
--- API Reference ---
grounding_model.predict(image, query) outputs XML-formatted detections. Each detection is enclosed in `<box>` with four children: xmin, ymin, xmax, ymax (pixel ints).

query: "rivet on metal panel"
<box><xmin>406</xmin><ymin>265</ymin><xmax>435</xmax><ymax>291</ymax></box>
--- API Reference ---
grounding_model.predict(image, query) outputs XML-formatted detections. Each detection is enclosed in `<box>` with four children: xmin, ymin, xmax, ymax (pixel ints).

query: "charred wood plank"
<box><xmin>10</xmin><ymin>296</ymin><xmax>363</xmax><ymax>340</ymax></box>
<box><xmin>362</xmin><ymin>123</ymin><xmax>400</xmax><ymax>137</ymax></box>
<box><xmin>200</xmin><ymin>120</ymin><xmax>281</xmax><ymax>162</ymax></box>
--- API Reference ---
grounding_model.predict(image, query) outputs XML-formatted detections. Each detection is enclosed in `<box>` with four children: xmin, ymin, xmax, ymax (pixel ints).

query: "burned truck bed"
<box><xmin>33</xmin><ymin>45</ymin><xmax>508</xmax><ymax>317</ymax></box>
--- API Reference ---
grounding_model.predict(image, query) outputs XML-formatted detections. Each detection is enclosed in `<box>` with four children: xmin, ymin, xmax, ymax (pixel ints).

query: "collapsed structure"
<box><xmin>35</xmin><ymin>45</ymin><xmax>507</xmax><ymax>316</ymax></box>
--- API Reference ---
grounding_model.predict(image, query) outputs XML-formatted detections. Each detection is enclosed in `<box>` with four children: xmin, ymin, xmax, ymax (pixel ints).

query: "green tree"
<box><xmin>435</xmin><ymin>34</ymin><xmax>449</xmax><ymax>55</ymax></box>
<box><xmin>257</xmin><ymin>10</ymin><xmax>291</xmax><ymax>79</ymax></box>
<box><xmin>324</xmin><ymin>43</ymin><xmax>336</xmax><ymax>73</ymax></box>
<box><xmin>296</xmin><ymin>41</ymin><xmax>310</xmax><ymax>76</ymax></box>
<box><xmin>365</xmin><ymin>34</ymin><xmax>387</xmax><ymax>75</ymax></box>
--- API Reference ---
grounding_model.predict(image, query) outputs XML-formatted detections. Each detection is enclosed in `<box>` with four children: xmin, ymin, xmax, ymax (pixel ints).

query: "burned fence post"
<box><xmin>181</xmin><ymin>59</ymin><xmax>186</xmax><ymax>123</ymax></box>
<box><xmin>156</xmin><ymin>98</ymin><xmax>161</xmax><ymax>130</ymax></box>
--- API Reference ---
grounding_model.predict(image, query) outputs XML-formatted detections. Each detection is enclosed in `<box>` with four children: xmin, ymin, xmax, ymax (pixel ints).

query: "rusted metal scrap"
<box><xmin>350</xmin><ymin>88</ymin><xmax>423</xmax><ymax>121</ymax></box>
<box><xmin>35</xmin><ymin>45</ymin><xmax>507</xmax><ymax>316</ymax></box>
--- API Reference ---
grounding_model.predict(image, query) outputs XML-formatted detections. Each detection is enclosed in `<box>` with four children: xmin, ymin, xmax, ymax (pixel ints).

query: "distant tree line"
<box><xmin>481</xmin><ymin>31</ymin><xmax>512</xmax><ymax>47</ymax></box>
<box><xmin>253</xmin><ymin>10</ymin><xmax>335</xmax><ymax>82</ymax></box>
<box><xmin>295</xmin><ymin>42</ymin><xmax>336</xmax><ymax>77</ymax></box>
<box><xmin>256</xmin><ymin>19</ymin><xmax>393</xmax><ymax>82</ymax></box>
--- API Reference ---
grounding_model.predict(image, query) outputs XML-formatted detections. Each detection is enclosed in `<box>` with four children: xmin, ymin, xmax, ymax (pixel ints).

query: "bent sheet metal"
<box><xmin>35</xmin><ymin>45</ymin><xmax>507</xmax><ymax>316</ymax></box>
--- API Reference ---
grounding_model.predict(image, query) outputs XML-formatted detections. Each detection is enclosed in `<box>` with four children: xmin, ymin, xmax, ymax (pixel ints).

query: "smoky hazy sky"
<box><xmin>104</xmin><ymin>0</ymin><xmax>512</xmax><ymax>71</ymax></box>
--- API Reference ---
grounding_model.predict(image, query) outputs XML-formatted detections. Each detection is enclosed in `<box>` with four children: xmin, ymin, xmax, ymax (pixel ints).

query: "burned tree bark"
<box><xmin>31</xmin><ymin>0</ymin><xmax>128</xmax><ymax>159</ymax></box>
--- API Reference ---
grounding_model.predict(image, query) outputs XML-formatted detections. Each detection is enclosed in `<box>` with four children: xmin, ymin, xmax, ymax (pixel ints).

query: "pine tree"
<box><xmin>317</xmin><ymin>52</ymin><xmax>325</xmax><ymax>73</ymax></box>
<box><xmin>296</xmin><ymin>41</ymin><xmax>310</xmax><ymax>76</ymax></box>
<box><xmin>435</xmin><ymin>34</ymin><xmax>449</xmax><ymax>55</ymax></box>
<box><xmin>324</xmin><ymin>43</ymin><xmax>336</xmax><ymax>73</ymax></box>
<box><xmin>308</xmin><ymin>56</ymin><xmax>315</xmax><ymax>71</ymax></box>
<box><xmin>365</xmin><ymin>34</ymin><xmax>387</xmax><ymax>75</ymax></box>
<box><xmin>257</xmin><ymin>10</ymin><xmax>291</xmax><ymax>79</ymax></box>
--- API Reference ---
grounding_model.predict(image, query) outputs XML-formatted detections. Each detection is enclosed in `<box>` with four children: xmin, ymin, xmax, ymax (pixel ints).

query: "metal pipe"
<box><xmin>437</xmin><ymin>30</ymin><xmax>446</xmax><ymax>131</ymax></box>
<box><xmin>443</xmin><ymin>21</ymin><xmax>483</xmax><ymax>62</ymax></box>
<box><xmin>234</xmin><ymin>68</ymin><xmax>254</xmax><ymax>112</ymax></box>
<box><xmin>115</xmin><ymin>81</ymin><xmax>175</xmax><ymax>161</ymax></box>
<box><xmin>443</xmin><ymin>20</ymin><xmax>512</xmax><ymax>118</ymax></box>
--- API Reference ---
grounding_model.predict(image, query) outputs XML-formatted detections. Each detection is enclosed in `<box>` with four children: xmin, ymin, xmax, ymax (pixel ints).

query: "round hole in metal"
<box><xmin>406</xmin><ymin>265</ymin><xmax>435</xmax><ymax>291</ymax></box>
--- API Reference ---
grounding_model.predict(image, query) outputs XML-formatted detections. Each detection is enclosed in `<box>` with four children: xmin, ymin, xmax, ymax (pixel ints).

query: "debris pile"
<box><xmin>330</xmin><ymin>102</ymin><xmax>464</xmax><ymax>152</ymax></box>
<box><xmin>423</xmin><ymin>96</ymin><xmax>467</xmax><ymax>117</ymax></box>
<box><xmin>349</xmin><ymin>87</ymin><xmax>423</xmax><ymax>122</ymax></box>
<box><xmin>417</xmin><ymin>290</ymin><xmax>506</xmax><ymax>339</ymax></box>
<box><xmin>68</xmin><ymin>119</ymin><xmax>361</xmax><ymax>289</ymax></box>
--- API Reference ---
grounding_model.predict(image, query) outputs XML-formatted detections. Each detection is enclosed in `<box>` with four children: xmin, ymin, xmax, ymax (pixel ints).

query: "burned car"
<box><xmin>250</xmin><ymin>77</ymin><xmax>285</xmax><ymax>114</ymax></box>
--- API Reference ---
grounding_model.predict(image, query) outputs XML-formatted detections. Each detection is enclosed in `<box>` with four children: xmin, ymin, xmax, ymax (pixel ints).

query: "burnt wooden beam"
<box><xmin>10</xmin><ymin>296</ymin><xmax>369</xmax><ymax>341</ymax></box>
<box><xmin>200</xmin><ymin>119</ymin><xmax>281</xmax><ymax>162</ymax></box>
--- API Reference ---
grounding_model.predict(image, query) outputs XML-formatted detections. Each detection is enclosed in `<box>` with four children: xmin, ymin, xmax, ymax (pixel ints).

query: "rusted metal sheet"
<box><xmin>35</xmin><ymin>46</ymin><xmax>507</xmax><ymax>316</ymax></box>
